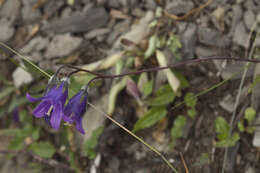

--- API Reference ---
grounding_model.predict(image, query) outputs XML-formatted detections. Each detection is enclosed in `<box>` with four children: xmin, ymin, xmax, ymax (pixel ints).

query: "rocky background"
<box><xmin>1</xmin><ymin>0</ymin><xmax>260</xmax><ymax>173</ymax></box>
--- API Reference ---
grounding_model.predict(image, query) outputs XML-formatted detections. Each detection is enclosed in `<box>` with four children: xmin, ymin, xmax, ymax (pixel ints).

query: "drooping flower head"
<box><xmin>26</xmin><ymin>75</ymin><xmax>69</xmax><ymax>129</ymax></box>
<box><xmin>63</xmin><ymin>86</ymin><xmax>88</xmax><ymax>134</ymax></box>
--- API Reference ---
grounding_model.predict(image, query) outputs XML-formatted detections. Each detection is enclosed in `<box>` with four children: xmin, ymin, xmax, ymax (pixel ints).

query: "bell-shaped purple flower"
<box><xmin>63</xmin><ymin>89</ymin><xmax>88</xmax><ymax>134</ymax></box>
<box><xmin>26</xmin><ymin>76</ymin><xmax>68</xmax><ymax>129</ymax></box>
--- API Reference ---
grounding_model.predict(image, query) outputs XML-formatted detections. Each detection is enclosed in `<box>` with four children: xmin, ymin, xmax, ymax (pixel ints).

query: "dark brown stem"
<box><xmin>84</xmin><ymin>55</ymin><xmax>260</xmax><ymax>87</ymax></box>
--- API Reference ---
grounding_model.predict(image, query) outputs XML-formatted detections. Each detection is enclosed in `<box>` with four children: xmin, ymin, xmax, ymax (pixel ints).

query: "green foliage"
<box><xmin>215</xmin><ymin>117</ymin><xmax>230</xmax><ymax>140</ymax></box>
<box><xmin>215</xmin><ymin>133</ymin><xmax>240</xmax><ymax>147</ymax></box>
<box><xmin>215</xmin><ymin>117</ymin><xmax>240</xmax><ymax>147</ymax></box>
<box><xmin>8</xmin><ymin>96</ymin><xmax>28</xmax><ymax>113</ymax></box>
<box><xmin>237</xmin><ymin>121</ymin><xmax>245</xmax><ymax>132</ymax></box>
<box><xmin>147</xmin><ymin>84</ymin><xmax>175</xmax><ymax>106</ymax></box>
<box><xmin>83</xmin><ymin>126</ymin><xmax>104</xmax><ymax>159</ymax></box>
<box><xmin>142</xmin><ymin>80</ymin><xmax>153</xmax><ymax>97</ymax></box>
<box><xmin>237</xmin><ymin>107</ymin><xmax>256</xmax><ymax>133</ymax></box>
<box><xmin>173</xmin><ymin>70</ymin><xmax>189</xmax><ymax>89</ymax></box>
<box><xmin>187</xmin><ymin>108</ymin><xmax>197</xmax><ymax>119</ymax></box>
<box><xmin>133</xmin><ymin>107</ymin><xmax>167</xmax><ymax>132</ymax></box>
<box><xmin>184</xmin><ymin>92</ymin><xmax>197</xmax><ymax>108</ymax></box>
<box><xmin>144</xmin><ymin>34</ymin><xmax>159</xmax><ymax>59</ymax></box>
<box><xmin>184</xmin><ymin>92</ymin><xmax>197</xmax><ymax>119</ymax></box>
<box><xmin>170</xmin><ymin>115</ymin><xmax>187</xmax><ymax>149</ymax></box>
<box><xmin>193</xmin><ymin>153</ymin><xmax>209</xmax><ymax>168</ymax></box>
<box><xmin>244</xmin><ymin>107</ymin><xmax>256</xmax><ymax>123</ymax></box>
<box><xmin>248</xmin><ymin>73</ymin><xmax>260</xmax><ymax>93</ymax></box>
<box><xmin>0</xmin><ymin>86</ymin><xmax>15</xmax><ymax>100</ymax></box>
<box><xmin>29</xmin><ymin>142</ymin><xmax>56</xmax><ymax>158</ymax></box>
<box><xmin>166</xmin><ymin>34</ymin><xmax>182</xmax><ymax>58</ymax></box>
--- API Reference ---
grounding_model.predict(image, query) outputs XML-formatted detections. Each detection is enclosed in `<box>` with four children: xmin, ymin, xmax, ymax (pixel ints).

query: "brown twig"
<box><xmin>164</xmin><ymin>0</ymin><xmax>212</xmax><ymax>21</ymax></box>
<box><xmin>180</xmin><ymin>152</ymin><xmax>189</xmax><ymax>173</ymax></box>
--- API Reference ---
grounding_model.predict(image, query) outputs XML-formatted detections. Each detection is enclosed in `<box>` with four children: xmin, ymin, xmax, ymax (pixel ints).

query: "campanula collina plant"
<box><xmin>63</xmin><ymin>86</ymin><xmax>88</xmax><ymax>134</ymax></box>
<box><xmin>26</xmin><ymin>75</ymin><xmax>69</xmax><ymax>129</ymax></box>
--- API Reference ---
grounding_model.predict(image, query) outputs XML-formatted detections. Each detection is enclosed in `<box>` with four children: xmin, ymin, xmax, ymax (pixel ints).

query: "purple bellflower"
<box><xmin>63</xmin><ymin>87</ymin><xmax>88</xmax><ymax>134</ymax></box>
<box><xmin>26</xmin><ymin>76</ymin><xmax>68</xmax><ymax>129</ymax></box>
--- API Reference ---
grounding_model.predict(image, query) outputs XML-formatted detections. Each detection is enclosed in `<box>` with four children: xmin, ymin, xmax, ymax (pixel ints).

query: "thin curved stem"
<box><xmin>88</xmin><ymin>102</ymin><xmax>178</xmax><ymax>173</ymax></box>
<box><xmin>84</xmin><ymin>55</ymin><xmax>260</xmax><ymax>87</ymax></box>
<box><xmin>0</xmin><ymin>41</ymin><xmax>51</xmax><ymax>78</ymax></box>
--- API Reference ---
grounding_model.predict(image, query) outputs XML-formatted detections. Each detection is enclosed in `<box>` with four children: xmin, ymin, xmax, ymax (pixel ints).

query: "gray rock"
<box><xmin>219</xmin><ymin>94</ymin><xmax>235</xmax><ymax>113</ymax></box>
<box><xmin>246</xmin><ymin>168</ymin><xmax>256</xmax><ymax>173</ymax></box>
<box><xmin>229</xmin><ymin>5</ymin><xmax>243</xmax><ymax>37</ymax></box>
<box><xmin>84</xmin><ymin>28</ymin><xmax>111</xmax><ymax>40</ymax></box>
<box><xmin>12</xmin><ymin>66</ymin><xmax>33</xmax><ymax>88</ymax></box>
<box><xmin>213</xmin><ymin>59</ymin><xmax>255</xmax><ymax>80</ymax></box>
<box><xmin>195</xmin><ymin>46</ymin><xmax>221</xmax><ymax>57</ymax></box>
<box><xmin>0</xmin><ymin>18</ymin><xmax>15</xmax><ymax>42</ymax></box>
<box><xmin>224</xmin><ymin>142</ymin><xmax>240</xmax><ymax>172</ymax></box>
<box><xmin>144</xmin><ymin>0</ymin><xmax>157</xmax><ymax>9</ymax></box>
<box><xmin>232</xmin><ymin>22</ymin><xmax>249</xmax><ymax>48</ymax></box>
<box><xmin>44</xmin><ymin>7</ymin><xmax>109</xmax><ymax>33</ymax></box>
<box><xmin>0</xmin><ymin>0</ymin><xmax>21</xmax><ymax>23</ymax></box>
<box><xmin>132</xmin><ymin>8</ymin><xmax>145</xmax><ymax>17</ymax></box>
<box><xmin>119</xmin><ymin>0</ymin><xmax>128</xmax><ymax>7</ymax></box>
<box><xmin>244</xmin><ymin>10</ymin><xmax>255</xmax><ymax>30</ymax></box>
<box><xmin>181</xmin><ymin>23</ymin><xmax>197</xmax><ymax>59</ymax></box>
<box><xmin>198</xmin><ymin>27</ymin><xmax>230</xmax><ymax>48</ymax></box>
<box><xmin>21</xmin><ymin>0</ymin><xmax>41</xmax><ymax>22</ymax></box>
<box><xmin>107</xmin><ymin>0</ymin><xmax>121</xmax><ymax>8</ymax></box>
<box><xmin>45</xmin><ymin>34</ymin><xmax>82</xmax><ymax>59</ymax></box>
<box><xmin>21</xmin><ymin>36</ymin><xmax>49</xmax><ymax>54</ymax></box>
<box><xmin>166</xmin><ymin>0</ymin><xmax>194</xmax><ymax>15</ymax></box>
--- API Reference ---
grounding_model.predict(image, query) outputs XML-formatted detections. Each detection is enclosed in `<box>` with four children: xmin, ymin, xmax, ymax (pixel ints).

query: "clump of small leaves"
<box><xmin>215</xmin><ymin>116</ymin><xmax>240</xmax><ymax>147</ymax></box>
<box><xmin>238</xmin><ymin>107</ymin><xmax>256</xmax><ymax>133</ymax></box>
<box><xmin>169</xmin><ymin>115</ymin><xmax>187</xmax><ymax>149</ymax></box>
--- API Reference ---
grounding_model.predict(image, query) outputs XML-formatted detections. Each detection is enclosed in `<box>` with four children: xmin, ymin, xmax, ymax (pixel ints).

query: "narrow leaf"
<box><xmin>133</xmin><ymin>107</ymin><xmax>167</xmax><ymax>132</ymax></box>
<box><xmin>148</xmin><ymin>84</ymin><xmax>175</xmax><ymax>106</ymax></box>
<box><xmin>29</xmin><ymin>142</ymin><xmax>56</xmax><ymax>158</ymax></box>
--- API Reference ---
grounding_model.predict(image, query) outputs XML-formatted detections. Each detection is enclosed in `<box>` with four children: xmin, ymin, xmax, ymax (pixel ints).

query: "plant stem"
<box><xmin>88</xmin><ymin>102</ymin><xmax>178</xmax><ymax>173</ymax></box>
<box><xmin>0</xmin><ymin>41</ymin><xmax>51</xmax><ymax>78</ymax></box>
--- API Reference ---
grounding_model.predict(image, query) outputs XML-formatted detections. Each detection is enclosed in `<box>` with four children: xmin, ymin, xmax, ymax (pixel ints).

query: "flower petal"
<box><xmin>75</xmin><ymin>116</ymin><xmax>85</xmax><ymax>134</ymax></box>
<box><xmin>50</xmin><ymin>102</ymin><xmax>63</xmax><ymax>129</ymax></box>
<box><xmin>26</xmin><ymin>93</ymin><xmax>43</xmax><ymax>102</ymax></box>
<box><xmin>63</xmin><ymin>113</ymin><xmax>73</xmax><ymax>124</ymax></box>
<box><xmin>33</xmin><ymin>100</ymin><xmax>51</xmax><ymax>118</ymax></box>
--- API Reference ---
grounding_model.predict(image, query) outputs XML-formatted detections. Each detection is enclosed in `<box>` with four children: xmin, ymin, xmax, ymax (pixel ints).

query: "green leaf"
<box><xmin>215</xmin><ymin>117</ymin><xmax>230</xmax><ymax>140</ymax></box>
<box><xmin>0</xmin><ymin>128</ymin><xmax>21</xmax><ymax>136</ymax></box>
<box><xmin>115</xmin><ymin>59</ymin><xmax>124</xmax><ymax>75</ymax></box>
<box><xmin>32</xmin><ymin>128</ymin><xmax>40</xmax><ymax>141</ymax></box>
<box><xmin>148</xmin><ymin>84</ymin><xmax>175</xmax><ymax>106</ymax></box>
<box><xmin>187</xmin><ymin>108</ymin><xmax>197</xmax><ymax>119</ymax></box>
<box><xmin>166</xmin><ymin>34</ymin><xmax>182</xmax><ymax>58</ymax></box>
<box><xmin>237</xmin><ymin>121</ymin><xmax>245</xmax><ymax>132</ymax></box>
<box><xmin>215</xmin><ymin>133</ymin><xmax>240</xmax><ymax>147</ymax></box>
<box><xmin>144</xmin><ymin>34</ymin><xmax>158</xmax><ymax>59</ymax></box>
<box><xmin>193</xmin><ymin>153</ymin><xmax>209</xmax><ymax>168</ymax></box>
<box><xmin>8</xmin><ymin>96</ymin><xmax>28</xmax><ymax>113</ymax></box>
<box><xmin>29</xmin><ymin>142</ymin><xmax>56</xmax><ymax>158</ymax></box>
<box><xmin>248</xmin><ymin>73</ymin><xmax>260</xmax><ymax>93</ymax></box>
<box><xmin>170</xmin><ymin>115</ymin><xmax>187</xmax><ymax>148</ymax></box>
<box><xmin>172</xmin><ymin>70</ymin><xmax>189</xmax><ymax>89</ymax></box>
<box><xmin>108</xmin><ymin>77</ymin><xmax>127</xmax><ymax>114</ymax></box>
<box><xmin>142</xmin><ymin>80</ymin><xmax>153</xmax><ymax>97</ymax></box>
<box><xmin>8</xmin><ymin>136</ymin><xmax>25</xmax><ymax>150</ymax></box>
<box><xmin>184</xmin><ymin>92</ymin><xmax>197</xmax><ymax>108</ymax></box>
<box><xmin>133</xmin><ymin>107</ymin><xmax>167</xmax><ymax>132</ymax></box>
<box><xmin>245</xmin><ymin>107</ymin><xmax>256</xmax><ymax>123</ymax></box>
<box><xmin>83</xmin><ymin>126</ymin><xmax>104</xmax><ymax>159</ymax></box>
<box><xmin>0</xmin><ymin>86</ymin><xmax>15</xmax><ymax>100</ymax></box>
